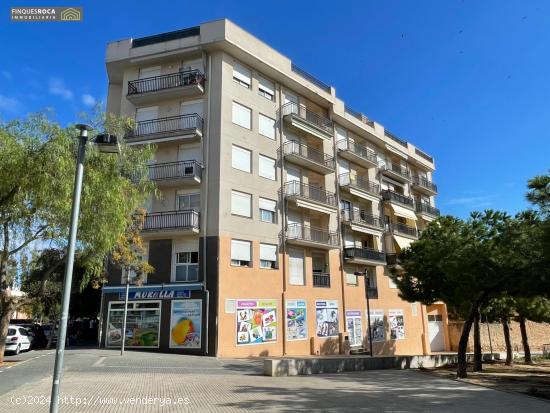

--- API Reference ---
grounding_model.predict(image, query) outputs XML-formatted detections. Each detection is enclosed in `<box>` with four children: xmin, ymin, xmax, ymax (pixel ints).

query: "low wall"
<box><xmin>448</xmin><ymin>320</ymin><xmax>550</xmax><ymax>353</ymax></box>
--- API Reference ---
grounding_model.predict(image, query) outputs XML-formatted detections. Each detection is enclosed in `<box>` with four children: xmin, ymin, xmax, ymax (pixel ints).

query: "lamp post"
<box><xmin>354</xmin><ymin>269</ymin><xmax>374</xmax><ymax>357</ymax></box>
<box><xmin>121</xmin><ymin>270</ymin><xmax>130</xmax><ymax>356</ymax></box>
<box><xmin>49</xmin><ymin>126</ymin><xmax>119</xmax><ymax>413</ymax></box>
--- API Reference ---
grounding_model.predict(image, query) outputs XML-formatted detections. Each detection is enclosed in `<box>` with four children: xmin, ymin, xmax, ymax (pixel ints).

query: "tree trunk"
<box><xmin>501</xmin><ymin>317</ymin><xmax>513</xmax><ymax>366</ymax></box>
<box><xmin>473</xmin><ymin>309</ymin><xmax>482</xmax><ymax>372</ymax></box>
<box><xmin>0</xmin><ymin>291</ymin><xmax>16</xmax><ymax>363</ymax></box>
<box><xmin>457</xmin><ymin>293</ymin><xmax>485</xmax><ymax>378</ymax></box>
<box><xmin>46</xmin><ymin>317</ymin><xmax>58</xmax><ymax>350</ymax></box>
<box><xmin>518</xmin><ymin>315</ymin><xmax>532</xmax><ymax>364</ymax></box>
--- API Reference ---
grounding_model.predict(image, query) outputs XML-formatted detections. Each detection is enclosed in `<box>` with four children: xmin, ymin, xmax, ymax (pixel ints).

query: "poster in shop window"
<box><xmin>367</xmin><ymin>309</ymin><xmax>385</xmax><ymax>342</ymax></box>
<box><xmin>170</xmin><ymin>300</ymin><xmax>202</xmax><ymax>349</ymax></box>
<box><xmin>315</xmin><ymin>300</ymin><xmax>339</xmax><ymax>337</ymax></box>
<box><xmin>389</xmin><ymin>309</ymin><xmax>405</xmax><ymax>340</ymax></box>
<box><xmin>345</xmin><ymin>310</ymin><xmax>363</xmax><ymax>347</ymax></box>
<box><xmin>236</xmin><ymin>300</ymin><xmax>277</xmax><ymax>345</ymax></box>
<box><xmin>286</xmin><ymin>299</ymin><xmax>307</xmax><ymax>341</ymax></box>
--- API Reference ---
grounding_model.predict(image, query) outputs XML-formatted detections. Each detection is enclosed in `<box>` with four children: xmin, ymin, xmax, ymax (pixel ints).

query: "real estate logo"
<box><xmin>10</xmin><ymin>7</ymin><xmax>83</xmax><ymax>22</ymax></box>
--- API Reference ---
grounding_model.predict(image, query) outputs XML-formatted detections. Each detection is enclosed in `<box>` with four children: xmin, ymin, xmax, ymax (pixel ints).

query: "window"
<box><xmin>139</xmin><ymin>66</ymin><xmax>161</xmax><ymax>79</ymax></box>
<box><xmin>289</xmin><ymin>249</ymin><xmax>305</xmax><ymax>285</ymax></box>
<box><xmin>259</xmin><ymin>155</ymin><xmax>276</xmax><ymax>180</ymax></box>
<box><xmin>259</xmin><ymin>198</ymin><xmax>276</xmax><ymax>223</ymax></box>
<box><xmin>232</xmin><ymin>145</ymin><xmax>251</xmax><ymax>173</ymax></box>
<box><xmin>231</xmin><ymin>240</ymin><xmax>251</xmax><ymax>267</ymax></box>
<box><xmin>260</xmin><ymin>244</ymin><xmax>277</xmax><ymax>269</ymax></box>
<box><xmin>177</xmin><ymin>193</ymin><xmax>200</xmax><ymax>211</ymax></box>
<box><xmin>231</xmin><ymin>190</ymin><xmax>252</xmax><ymax>217</ymax></box>
<box><xmin>232</xmin><ymin>101</ymin><xmax>251</xmax><ymax>129</ymax></box>
<box><xmin>258</xmin><ymin>76</ymin><xmax>275</xmax><ymax>100</ymax></box>
<box><xmin>258</xmin><ymin>114</ymin><xmax>275</xmax><ymax>139</ymax></box>
<box><xmin>233</xmin><ymin>62</ymin><xmax>251</xmax><ymax>88</ymax></box>
<box><xmin>345</xmin><ymin>266</ymin><xmax>357</xmax><ymax>285</ymax></box>
<box><xmin>175</xmin><ymin>251</ymin><xmax>199</xmax><ymax>282</ymax></box>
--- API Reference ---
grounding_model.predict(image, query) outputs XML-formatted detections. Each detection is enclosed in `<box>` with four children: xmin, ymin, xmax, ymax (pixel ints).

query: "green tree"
<box><xmin>515</xmin><ymin>297</ymin><xmax>550</xmax><ymax>364</ymax></box>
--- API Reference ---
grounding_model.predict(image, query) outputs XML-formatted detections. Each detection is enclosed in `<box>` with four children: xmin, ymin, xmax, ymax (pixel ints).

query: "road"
<box><xmin>0</xmin><ymin>349</ymin><xmax>548</xmax><ymax>412</ymax></box>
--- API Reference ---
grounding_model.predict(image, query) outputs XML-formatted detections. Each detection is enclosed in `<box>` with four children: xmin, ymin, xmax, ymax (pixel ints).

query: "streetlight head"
<box><xmin>94</xmin><ymin>133</ymin><xmax>120</xmax><ymax>154</ymax></box>
<box><xmin>75</xmin><ymin>124</ymin><xmax>93</xmax><ymax>132</ymax></box>
<box><xmin>354</xmin><ymin>271</ymin><xmax>363</xmax><ymax>276</ymax></box>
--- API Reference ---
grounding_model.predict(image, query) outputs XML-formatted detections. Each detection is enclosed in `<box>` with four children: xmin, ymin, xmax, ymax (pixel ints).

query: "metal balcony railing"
<box><xmin>416</xmin><ymin>203</ymin><xmax>440</xmax><ymax>217</ymax></box>
<box><xmin>339</xmin><ymin>173</ymin><xmax>380</xmax><ymax>196</ymax></box>
<box><xmin>283</xmin><ymin>140</ymin><xmax>335</xmax><ymax>170</ymax></box>
<box><xmin>381</xmin><ymin>162</ymin><xmax>410</xmax><ymax>180</ymax></box>
<box><xmin>284</xmin><ymin>182</ymin><xmax>337</xmax><ymax>207</ymax></box>
<box><xmin>279</xmin><ymin>102</ymin><xmax>333</xmax><ymax>134</ymax></box>
<box><xmin>412</xmin><ymin>175</ymin><xmax>438</xmax><ymax>193</ymax></box>
<box><xmin>286</xmin><ymin>223</ymin><xmax>339</xmax><ymax>246</ymax></box>
<box><xmin>148</xmin><ymin>160</ymin><xmax>202</xmax><ymax>182</ymax></box>
<box><xmin>342</xmin><ymin>209</ymin><xmax>384</xmax><ymax>229</ymax></box>
<box><xmin>343</xmin><ymin>247</ymin><xmax>386</xmax><ymax>263</ymax></box>
<box><xmin>337</xmin><ymin>138</ymin><xmax>377</xmax><ymax>164</ymax></box>
<box><xmin>381</xmin><ymin>190</ymin><xmax>415</xmax><ymax>208</ymax></box>
<box><xmin>128</xmin><ymin>114</ymin><xmax>203</xmax><ymax>138</ymax></box>
<box><xmin>414</xmin><ymin>148</ymin><xmax>434</xmax><ymax>163</ymax></box>
<box><xmin>384</xmin><ymin>130</ymin><xmax>407</xmax><ymax>147</ymax></box>
<box><xmin>142</xmin><ymin>210</ymin><xmax>199</xmax><ymax>232</ymax></box>
<box><xmin>127</xmin><ymin>70</ymin><xmax>205</xmax><ymax>95</ymax></box>
<box><xmin>390</xmin><ymin>222</ymin><xmax>418</xmax><ymax>238</ymax></box>
<box><xmin>313</xmin><ymin>271</ymin><xmax>331</xmax><ymax>287</ymax></box>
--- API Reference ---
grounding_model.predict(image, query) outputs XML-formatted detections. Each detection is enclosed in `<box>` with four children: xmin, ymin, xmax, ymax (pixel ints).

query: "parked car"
<box><xmin>5</xmin><ymin>325</ymin><xmax>32</xmax><ymax>355</ymax></box>
<box><xmin>16</xmin><ymin>323</ymin><xmax>47</xmax><ymax>349</ymax></box>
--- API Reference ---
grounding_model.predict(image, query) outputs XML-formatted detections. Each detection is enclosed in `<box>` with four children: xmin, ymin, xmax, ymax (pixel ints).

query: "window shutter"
<box><xmin>259</xmin><ymin>198</ymin><xmax>276</xmax><ymax>212</ymax></box>
<box><xmin>259</xmin><ymin>155</ymin><xmax>276</xmax><ymax>180</ymax></box>
<box><xmin>232</xmin><ymin>102</ymin><xmax>251</xmax><ymax>129</ymax></box>
<box><xmin>258</xmin><ymin>76</ymin><xmax>275</xmax><ymax>96</ymax></box>
<box><xmin>233</xmin><ymin>62</ymin><xmax>251</xmax><ymax>86</ymax></box>
<box><xmin>231</xmin><ymin>191</ymin><xmax>251</xmax><ymax>217</ymax></box>
<box><xmin>260</xmin><ymin>244</ymin><xmax>277</xmax><ymax>261</ymax></box>
<box><xmin>232</xmin><ymin>145</ymin><xmax>251</xmax><ymax>173</ymax></box>
<box><xmin>289</xmin><ymin>249</ymin><xmax>304</xmax><ymax>285</ymax></box>
<box><xmin>139</xmin><ymin>66</ymin><xmax>161</xmax><ymax>79</ymax></box>
<box><xmin>259</xmin><ymin>114</ymin><xmax>275</xmax><ymax>139</ymax></box>
<box><xmin>231</xmin><ymin>240</ymin><xmax>251</xmax><ymax>261</ymax></box>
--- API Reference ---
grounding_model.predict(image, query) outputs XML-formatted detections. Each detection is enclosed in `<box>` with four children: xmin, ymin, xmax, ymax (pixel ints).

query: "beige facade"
<box><xmin>102</xmin><ymin>19</ymin><xmax>449</xmax><ymax>357</ymax></box>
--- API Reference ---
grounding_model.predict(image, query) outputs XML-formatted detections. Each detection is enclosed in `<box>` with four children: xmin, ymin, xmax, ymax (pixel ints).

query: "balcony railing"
<box><xmin>412</xmin><ymin>175</ymin><xmax>438</xmax><ymax>193</ymax></box>
<box><xmin>284</xmin><ymin>182</ymin><xmax>337</xmax><ymax>207</ymax></box>
<box><xmin>381</xmin><ymin>190</ymin><xmax>415</xmax><ymax>208</ymax></box>
<box><xmin>142</xmin><ymin>210</ymin><xmax>199</xmax><ymax>232</ymax></box>
<box><xmin>283</xmin><ymin>140</ymin><xmax>335</xmax><ymax>170</ymax></box>
<box><xmin>414</xmin><ymin>148</ymin><xmax>434</xmax><ymax>163</ymax></box>
<box><xmin>279</xmin><ymin>102</ymin><xmax>333</xmax><ymax>134</ymax></box>
<box><xmin>339</xmin><ymin>173</ymin><xmax>380</xmax><ymax>197</ymax></box>
<box><xmin>337</xmin><ymin>138</ymin><xmax>377</xmax><ymax>165</ymax></box>
<box><xmin>416</xmin><ymin>203</ymin><xmax>440</xmax><ymax>217</ymax></box>
<box><xmin>127</xmin><ymin>70</ymin><xmax>205</xmax><ymax>95</ymax></box>
<box><xmin>390</xmin><ymin>222</ymin><xmax>418</xmax><ymax>238</ymax></box>
<box><xmin>381</xmin><ymin>162</ymin><xmax>410</xmax><ymax>180</ymax></box>
<box><xmin>148</xmin><ymin>160</ymin><xmax>202</xmax><ymax>182</ymax></box>
<box><xmin>384</xmin><ymin>130</ymin><xmax>407</xmax><ymax>147</ymax></box>
<box><xmin>286</xmin><ymin>223</ymin><xmax>339</xmax><ymax>247</ymax></box>
<box><xmin>128</xmin><ymin>114</ymin><xmax>203</xmax><ymax>138</ymax></box>
<box><xmin>342</xmin><ymin>209</ymin><xmax>384</xmax><ymax>229</ymax></box>
<box><xmin>343</xmin><ymin>247</ymin><xmax>386</xmax><ymax>263</ymax></box>
<box><xmin>367</xmin><ymin>288</ymin><xmax>379</xmax><ymax>299</ymax></box>
<box><xmin>313</xmin><ymin>271</ymin><xmax>331</xmax><ymax>287</ymax></box>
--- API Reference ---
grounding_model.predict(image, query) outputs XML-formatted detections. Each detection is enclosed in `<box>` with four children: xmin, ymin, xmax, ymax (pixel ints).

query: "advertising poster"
<box><xmin>367</xmin><ymin>309</ymin><xmax>385</xmax><ymax>342</ymax></box>
<box><xmin>236</xmin><ymin>300</ymin><xmax>277</xmax><ymax>345</ymax></box>
<box><xmin>286</xmin><ymin>299</ymin><xmax>307</xmax><ymax>341</ymax></box>
<box><xmin>315</xmin><ymin>300</ymin><xmax>339</xmax><ymax>337</ymax></box>
<box><xmin>170</xmin><ymin>299</ymin><xmax>202</xmax><ymax>349</ymax></box>
<box><xmin>389</xmin><ymin>309</ymin><xmax>405</xmax><ymax>340</ymax></box>
<box><xmin>345</xmin><ymin>310</ymin><xmax>363</xmax><ymax>347</ymax></box>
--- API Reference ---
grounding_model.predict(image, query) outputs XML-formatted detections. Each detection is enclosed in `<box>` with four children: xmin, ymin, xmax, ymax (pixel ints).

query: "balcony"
<box><xmin>285</xmin><ymin>223</ymin><xmax>339</xmax><ymax>249</ymax></box>
<box><xmin>343</xmin><ymin>247</ymin><xmax>386</xmax><ymax>266</ymax></box>
<box><xmin>337</xmin><ymin>138</ymin><xmax>378</xmax><ymax>169</ymax></box>
<box><xmin>283</xmin><ymin>140</ymin><xmax>335</xmax><ymax>175</ymax></box>
<box><xmin>339</xmin><ymin>173</ymin><xmax>380</xmax><ymax>202</ymax></box>
<box><xmin>381</xmin><ymin>190</ymin><xmax>415</xmax><ymax>210</ymax></box>
<box><xmin>412</xmin><ymin>175</ymin><xmax>438</xmax><ymax>196</ymax></box>
<box><xmin>313</xmin><ymin>271</ymin><xmax>331</xmax><ymax>288</ymax></box>
<box><xmin>148</xmin><ymin>160</ymin><xmax>202</xmax><ymax>188</ymax></box>
<box><xmin>126</xmin><ymin>114</ymin><xmax>203</xmax><ymax>145</ymax></box>
<box><xmin>141</xmin><ymin>210</ymin><xmax>200</xmax><ymax>238</ymax></box>
<box><xmin>380</xmin><ymin>162</ymin><xmax>411</xmax><ymax>183</ymax></box>
<box><xmin>416</xmin><ymin>203</ymin><xmax>441</xmax><ymax>220</ymax></box>
<box><xmin>389</xmin><ymin>223</ymin><xmax>418</xmax><ymax>239</ymax></box>
<box><xmin>127</xmin><ymin>70</ymin><xmax>205</xmax><ymax>104</ymax></box>
<box><xmin>279</xmin><ymin>102</ymin><xmax>333</xmax><ymax>140</ymax></box>
<box><xmin>284</xmin><ymin>182</ymin><xmax>338</xmax><ymax>214</ymax></box>
<box><xmin>342</xmin><ymin>209</ymin><xmax>384</xmax><ymax>234</ymax></box>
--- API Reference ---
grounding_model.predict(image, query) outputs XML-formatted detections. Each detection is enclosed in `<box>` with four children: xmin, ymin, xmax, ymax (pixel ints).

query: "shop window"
<box><xmin>106</xmin><ymin>301</ymin><xmax>161</xmax><ymax>348</ymax></box>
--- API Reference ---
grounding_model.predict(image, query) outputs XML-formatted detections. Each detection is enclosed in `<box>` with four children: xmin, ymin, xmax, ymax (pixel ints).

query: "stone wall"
<box><xmin>448</xmin><ymin>320</ymin><xmax>550</xmax><ymax>353</ymax></box>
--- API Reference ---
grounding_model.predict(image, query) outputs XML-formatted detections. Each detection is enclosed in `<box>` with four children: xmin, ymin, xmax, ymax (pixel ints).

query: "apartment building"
<box><xmin>100</xmin><ymin>19</ymin><xmax>450</xmax><ymax>357</ymax></box>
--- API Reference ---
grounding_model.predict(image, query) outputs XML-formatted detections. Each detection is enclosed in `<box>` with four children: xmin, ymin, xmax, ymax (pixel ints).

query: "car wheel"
<box><xmin>14</xmin><ymin>344</ymin><xmax>20</xmax><ymax>355</ymax></box>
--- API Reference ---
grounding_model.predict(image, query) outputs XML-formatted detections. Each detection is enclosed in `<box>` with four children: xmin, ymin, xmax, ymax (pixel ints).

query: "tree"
<box><xmin>515</xmin><ymin>297</ymin><xmax>550</xmax><ymax>364</ymax></box>
<box><xmin>0</xmin><ymin>112</ymin><xmax>154</xmax><ymax>362</ymax></box>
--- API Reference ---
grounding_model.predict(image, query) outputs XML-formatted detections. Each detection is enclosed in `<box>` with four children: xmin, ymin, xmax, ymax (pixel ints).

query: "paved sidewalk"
<box><xmin>0</xmin><ymin>349</ymin><xmax>548</xmax><ymax>412</ymax></box>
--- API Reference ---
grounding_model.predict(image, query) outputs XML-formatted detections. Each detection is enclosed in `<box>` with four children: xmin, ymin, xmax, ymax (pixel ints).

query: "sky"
<box><xmin>1</xmin><ymin>0</ymin><xmax>549</xmax><ymax>218</ymax></box>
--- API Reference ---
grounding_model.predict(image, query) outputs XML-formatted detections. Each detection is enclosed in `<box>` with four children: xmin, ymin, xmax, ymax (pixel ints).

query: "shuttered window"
<box><xmin>231</xmin><ymin>240</ymin><xmax>251</xmax><ymax>267</ymax></box>
<box><xmin>289</xmin><ymin>249</ymin><xmax>305</xmax><ymax>285</ymax></box>
<box><xmin>258</xmin><ymin>76</ymin><xmax>275</xmax><ymax>100</ymax></box>
<box><xmin>233</xmin><ymin>62</ymin><xmax>251</xmax><ymax>88</ymax></box>
<box><xmin>259</xmin><ymin>114</ymin><xmax>275</xmax><ymax>139</ymax></box>
<box><xmin>232</xmin><ymin>102</ymin><xmax>251</xmax><ymax>129</ymax></box>
<box><xmin>231</xmin><ymin>190</ymin><xmax>251</xmax><ymax>217</ymax></box>
<box><xmin>259</xmin><ymin>198</ymin><xmax>276</xmax><ymax>223</ymax></box>
<box><xmin>259</xmin><ymin>244</ymin><xmax>277</xmax><ymax>269</ymax></box>
<box><xmin>232</xmin><ymin>145</ymin><xmax>251</xmax><ymax>173</ymax></box>
<box><xmin>259</xmin><ymin>155</ymin><xmax>276</xmax><ymax>180</ymax></box>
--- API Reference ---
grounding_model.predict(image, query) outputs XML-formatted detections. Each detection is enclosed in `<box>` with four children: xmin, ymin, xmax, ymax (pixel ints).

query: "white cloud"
<box><xmin>0</xmin><ymin>94</ymin><xmax>23</xmax><ymax>113</ymax></box>
<box><xmin>49</xmin><ymin>77</ymin><xmax>73</xmax><ymax>100</ymax></box>
<box><xmin>81</xmin><ymin>93</ymin><xmax>96</xmax><ymax>107</ymax></box>
<box><xmin>446</xmin><ymin>195</ymin><xmax>493</xmax><ymax>208</ymax></box>
<box><xmin>1</xmin><ymin>71</ymin><xmax>12</xmax><ymax>80</ymax></box>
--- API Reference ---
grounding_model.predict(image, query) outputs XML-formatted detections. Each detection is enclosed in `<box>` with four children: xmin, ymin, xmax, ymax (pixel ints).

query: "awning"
<box><xmin>391</xmin><ymin>204</ymin><xmax>418</xmax><ymax>221</ymax></box>
<box><xmin>394</xmin><ymin>235</ymin><xmax>413</xmax><ymax>251</ymax></box>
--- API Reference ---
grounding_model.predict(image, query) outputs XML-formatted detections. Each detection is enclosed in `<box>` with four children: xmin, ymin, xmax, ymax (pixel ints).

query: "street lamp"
<box><xmin>49</xmin><ymin>125</ymin><xmax>119</xmax><ymax>413</ymax></box>
<box><xmin>354</xmin><ymin>269</ymin><xmax>374</xmax><ymax>357</ymax></box>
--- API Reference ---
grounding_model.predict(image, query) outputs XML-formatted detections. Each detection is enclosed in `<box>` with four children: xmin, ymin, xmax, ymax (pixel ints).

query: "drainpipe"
<box><xmin>202</xmin><ymin>52</ymin><xmax>211</xmax><ymax>356</ymax></box>
<box><xmin>278</xmin><ymin>86</ymin><xmax>287</xmax><ymax>356</ymax></box>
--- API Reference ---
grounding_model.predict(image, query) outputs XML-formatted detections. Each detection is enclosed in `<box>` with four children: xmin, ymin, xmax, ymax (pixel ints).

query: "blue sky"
<box><xmin>1</xmin><ymin>0</ymin><xmax>549</xmax><ymax>218</ymax></box>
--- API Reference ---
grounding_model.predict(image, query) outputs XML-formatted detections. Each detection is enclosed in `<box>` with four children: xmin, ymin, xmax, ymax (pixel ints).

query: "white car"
<box><xmin>5</xmin><ymin>325</ymin><xmax>32</xmax><ymax>355</ymax></box>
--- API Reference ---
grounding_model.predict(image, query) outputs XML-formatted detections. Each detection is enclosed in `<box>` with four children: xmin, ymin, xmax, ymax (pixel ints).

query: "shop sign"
<box><xmin>236</xmin><ymin>299</ymin><xmax>277</xmax><ymax>345</ymax></box>
<box><xmin>118</xmin><ymin>289</ymin><xmax>190</xmax><ymax>300</ymax></box>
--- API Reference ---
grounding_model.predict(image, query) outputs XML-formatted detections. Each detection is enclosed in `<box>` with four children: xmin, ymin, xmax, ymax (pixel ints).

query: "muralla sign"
<box><xmin>118</xmin><ymin>289</ymin><xmax>191</xmax><ymax>300</ymax></box>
